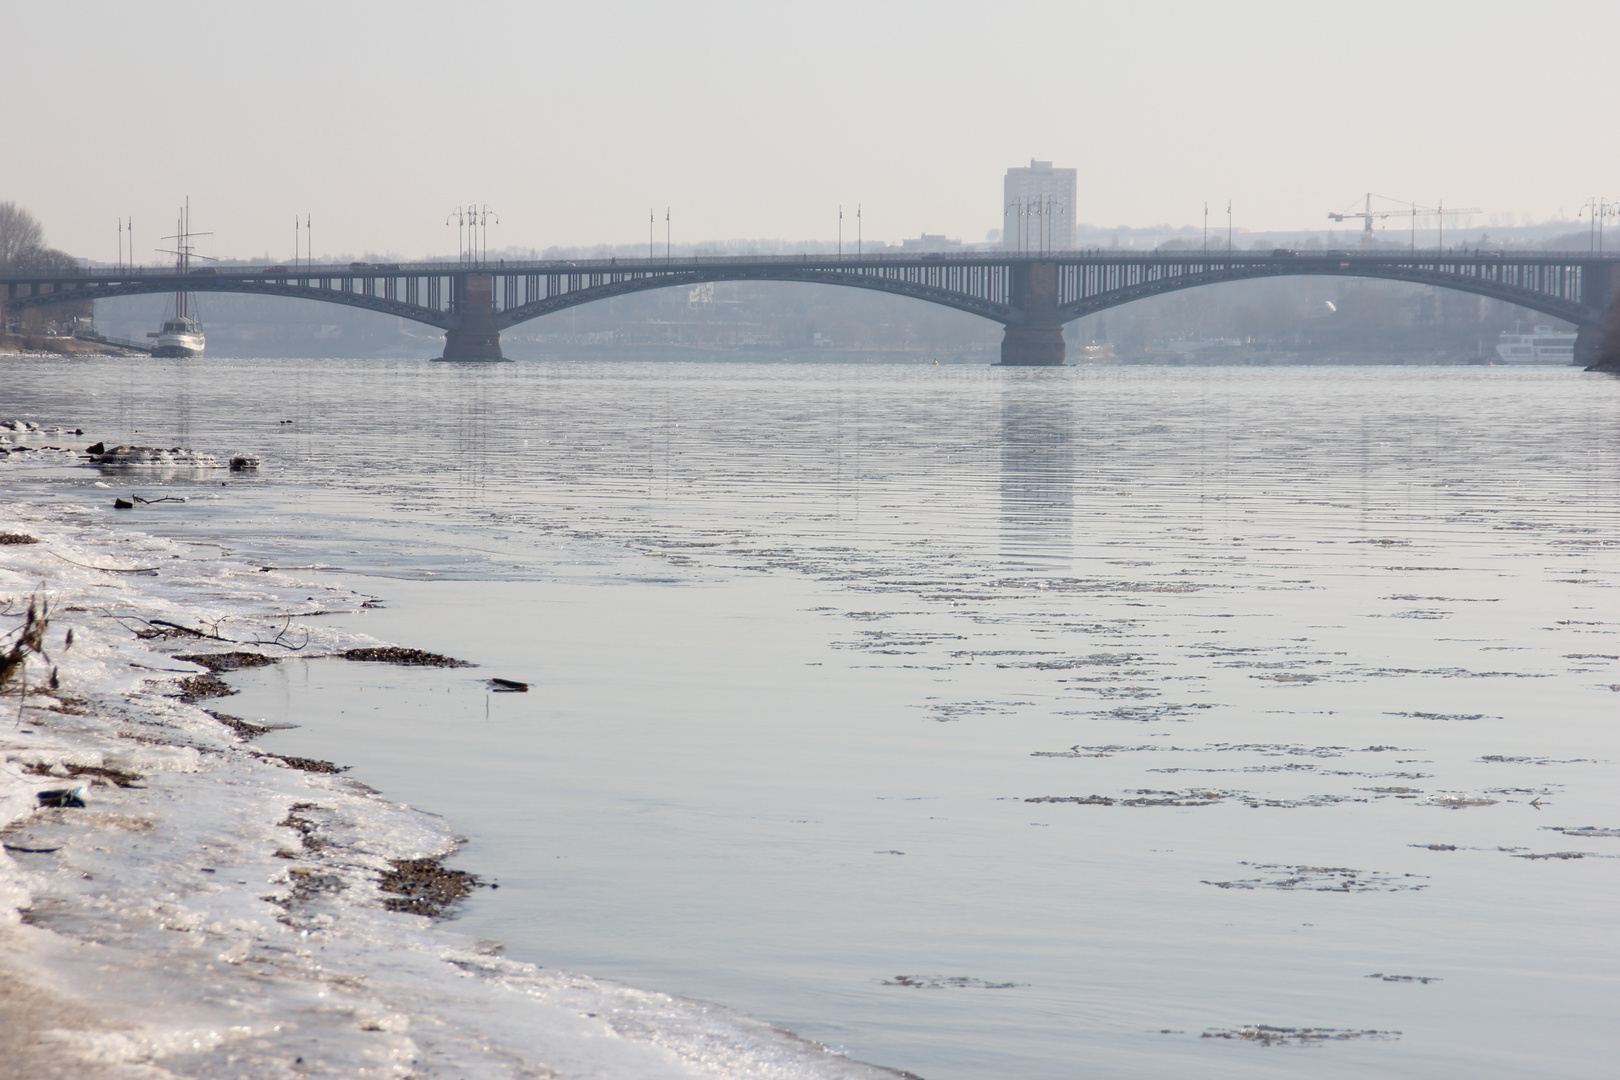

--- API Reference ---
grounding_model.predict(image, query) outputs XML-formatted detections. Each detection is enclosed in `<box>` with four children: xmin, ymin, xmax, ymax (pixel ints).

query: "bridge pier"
<box><xmin>438</xmin><ymin>273</ymin><xmax>507</xmax><ymax>362</ymax></box>
<box><xmin>1579</xmin><ymin>262</ymin><xmax>1620</xmax><ymax>372</ymax></box>
<box><xmin>998</xmin><ymin>262</ymin><xmax>1066</xmax><ymax>366</ymax></box>
<box><xmin>999</xmin><ymin>321</ymin><xmax>1067</xmax><ymax>367</ymax></box>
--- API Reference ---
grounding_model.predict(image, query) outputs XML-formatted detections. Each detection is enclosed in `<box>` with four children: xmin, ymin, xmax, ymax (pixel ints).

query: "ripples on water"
<box><xmin>6</xmin><ymin>358</ymin><xmax>1619</xmax><ymax>1079</ymax></box>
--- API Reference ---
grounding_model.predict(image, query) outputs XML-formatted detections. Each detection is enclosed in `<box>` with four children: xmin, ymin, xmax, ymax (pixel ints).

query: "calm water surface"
<box><xmin>5</xmin><ymin>358</ymin><xmax>1618</xmax><ymax>1079</ymax></box>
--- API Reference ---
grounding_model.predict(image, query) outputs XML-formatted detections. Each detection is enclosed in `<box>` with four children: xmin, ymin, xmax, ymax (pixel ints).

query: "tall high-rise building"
<box><xmin>1003</xmin><ymin>159</ymin><xmax>1076</xmax><ymax>252</ymax></box>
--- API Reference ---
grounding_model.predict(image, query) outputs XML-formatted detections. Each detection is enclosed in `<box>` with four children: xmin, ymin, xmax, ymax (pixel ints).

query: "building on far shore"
<box><xmin>901</xmin><ymin>234</ymin><xmax>964</xmax><ymax>253</ymax></box>
<box><xmin>1003</xmin><ymin>159</ymin><xmax>1076</xmax><ymax>253</ymax></box>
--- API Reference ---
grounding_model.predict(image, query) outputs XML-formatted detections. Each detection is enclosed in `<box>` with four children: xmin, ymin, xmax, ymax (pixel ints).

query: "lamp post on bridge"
<box><xmin>477</xmin><ymin>205</ymin><xmax>498</xmax><ymax>265</ymax></box>
<box><xmin>294</xmin><ymin>215</ymin><xmax>312</xmax><ymax>269</ymax></box>
<box><xmin>1428</xmin><ymin>200</ymin><xmax>1478</xmax><ymax>255</ymax></box>
<box><xmin>1579</xmin><ymin>197</ymin><xmax>1617</xmax><ymax>254</ymax></box>
<box><xmin>447</xmin><ymin>207</ymin><xmax>466</xmax><ymax>263</ymax></box>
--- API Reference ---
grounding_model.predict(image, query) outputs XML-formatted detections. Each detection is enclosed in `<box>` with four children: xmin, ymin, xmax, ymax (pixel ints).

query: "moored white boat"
<box><xmin>148</xmin><ymin>200</ymin><xmax>209</xmax><ymax>358</ymax></box>
<box><xmin>149</xmin><ymin>315</ymin><xmax>205</xmax><ymax>357</ymax></box>
<box><xmin>1494</xmin><ymin>326</ymin><xmax>1576</xmax><ymax>364</ymax></box>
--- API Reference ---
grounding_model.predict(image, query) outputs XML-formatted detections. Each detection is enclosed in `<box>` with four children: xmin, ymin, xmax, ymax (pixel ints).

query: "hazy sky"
<box><xmin>6</xmin><ymin>0</ymin><xmax>1617</xmax><ymax>263</ymax></box>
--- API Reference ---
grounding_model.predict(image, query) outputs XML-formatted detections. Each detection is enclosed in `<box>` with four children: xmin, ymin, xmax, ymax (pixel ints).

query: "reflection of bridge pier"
<box><xmin>999</xmin><ymin>372</ymin><xmax>1074</xmax><ymax>556</ymax></box>
<box><xmin>439</xmin><ymin>273</ymin><xmax>506</xmax><ymax>362</ymax></box>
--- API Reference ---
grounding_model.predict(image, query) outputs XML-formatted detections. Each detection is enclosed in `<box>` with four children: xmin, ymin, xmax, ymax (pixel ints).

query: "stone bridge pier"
<box><xmin>1578</xmin><ymin>262</ymin><xmax>1620</xmax><ymax>372</ymax></box>
<box><xmin>439</xmin><ymin>273</ymin><xmax>506</xmax><ymax>362</ymax></box>
<box><xmin>998</xmin><ymin>261</ymin><xmax>1066</xmax><ymax>366</ymax></box>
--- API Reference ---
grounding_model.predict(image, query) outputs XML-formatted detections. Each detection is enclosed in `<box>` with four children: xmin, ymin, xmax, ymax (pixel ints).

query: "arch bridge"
<box><xmin>6</xmin><ymin>251</ymin><xmax>1619</xmax><ymax>369</ymax></box>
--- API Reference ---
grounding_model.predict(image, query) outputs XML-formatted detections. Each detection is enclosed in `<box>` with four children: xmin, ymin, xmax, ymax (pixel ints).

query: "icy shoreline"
<box><xmin>0</xmin><ymin>496</ymin><xmax>909</xmax><ymax>1080</ymax></box>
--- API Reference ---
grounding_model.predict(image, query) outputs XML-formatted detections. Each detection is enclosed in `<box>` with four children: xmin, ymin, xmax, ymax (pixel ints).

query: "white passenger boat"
<box><xmin>1494</xmin><ymin>326</ymin><xmax>1576</xmax><ymax>364</ymax></box>
<box><xmin>149</xmin><ymin>315</ymin><xmax>205</xmax><ymax>357</ymax></box>
<box><xmin>148</xmin><ymin>201</ymin><xmax>209</xmax><ymax>358</ymax></box>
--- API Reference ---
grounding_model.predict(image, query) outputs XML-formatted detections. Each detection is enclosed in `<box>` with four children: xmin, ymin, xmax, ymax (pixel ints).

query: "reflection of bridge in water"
<box><xmin>6</xmin><ymin>250</ymin><xmax>1620</xmax><ymax>369</ymax></box>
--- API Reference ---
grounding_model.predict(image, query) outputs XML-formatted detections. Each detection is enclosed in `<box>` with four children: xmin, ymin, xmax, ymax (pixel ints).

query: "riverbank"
<box><xmin>0</xmin><ymin>490</ymin><xmax>908</xmax><ymax>1080</ymax></box>
<box><xmin>0</xmin><ymin>334</ymin><xmax>143</xmax><ymax>357</ymax></box>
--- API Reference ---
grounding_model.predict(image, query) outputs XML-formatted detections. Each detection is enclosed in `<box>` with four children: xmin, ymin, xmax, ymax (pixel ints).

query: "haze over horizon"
<box><xmin>5</xmin><ymin>0</ymin><xmax>1617</xmax><ymax>264</ymax></box>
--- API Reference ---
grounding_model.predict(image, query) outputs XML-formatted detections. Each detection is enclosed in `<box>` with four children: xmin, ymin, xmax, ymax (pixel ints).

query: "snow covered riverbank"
<box><xmin>0</xmin><ymin>493</ymin><xmax>908</xmax><ymax>1080</ymax></box>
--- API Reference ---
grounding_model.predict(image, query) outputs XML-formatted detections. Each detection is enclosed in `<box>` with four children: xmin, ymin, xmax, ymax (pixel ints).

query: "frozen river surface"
<box><xmin>6</xmin><ymin>358</ymin><xmax>1619</xmax><ymax>1079</ymax></box>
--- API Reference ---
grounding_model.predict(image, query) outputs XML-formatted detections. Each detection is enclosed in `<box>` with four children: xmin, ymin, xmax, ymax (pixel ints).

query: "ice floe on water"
<box><xmin>0</xmin><ymin>496</ymin><xmax>906</xmax><ymax>1080</ymax></box>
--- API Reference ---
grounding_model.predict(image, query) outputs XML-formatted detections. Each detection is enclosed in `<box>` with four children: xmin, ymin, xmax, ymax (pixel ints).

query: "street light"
<box><xmin>446</xmin><ymin>206</ymin><xmax>466</xmax><ymax>262</ymax></box>
<box><xmin>1580</xmin><ymin>197</ymin><xmax>1618</xmax><ymax>254</ymax></box>
<box><xmin>1580</xmin><ymin>197</ymin><xmax>1599</xmax><ymax>254</ymax></box>
<box><xmin>1006</xmin><ymin>199</ymin><xmax>1033</xmax><ymax>253</ymax></box>
<box><xmin>478</xmin><ymin>205</ymin><xmax>499</xmax><ymax>264</ymax></box>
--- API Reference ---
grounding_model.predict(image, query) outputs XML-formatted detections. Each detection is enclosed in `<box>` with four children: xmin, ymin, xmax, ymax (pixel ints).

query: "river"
<box><xmin>4</xmin><ymin>356</ymin><xmax>1617</xmax><ymax>1079</ymax></box>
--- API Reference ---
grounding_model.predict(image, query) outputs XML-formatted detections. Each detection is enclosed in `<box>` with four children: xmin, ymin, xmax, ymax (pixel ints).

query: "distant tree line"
<box><xmin>1</xmin><ymin>201</ymin><xmax>92</xmax><ymax>334</ymax></box>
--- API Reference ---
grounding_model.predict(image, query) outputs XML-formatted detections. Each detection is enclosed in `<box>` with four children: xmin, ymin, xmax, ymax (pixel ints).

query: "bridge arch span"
<box><xmin>3</xmin><ymin>276</ymin><xmax>458</xmax><ymax>329</ymax></box>
<box><xmin>491</xmin><ymin>264</ymin><xmax>1015</xmax><ymax>330</ymax></box>
<box><xmin>1055</xmin><ymin>260</ymin><xmax>1595</xmax><ymax>329</ymax></box>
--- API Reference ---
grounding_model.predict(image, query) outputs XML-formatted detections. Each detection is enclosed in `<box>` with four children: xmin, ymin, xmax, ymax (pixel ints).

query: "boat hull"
<box><xmin>151</xmin><ymin>332</ymin><xmax>205</xmax><ymax>358</ymax></box>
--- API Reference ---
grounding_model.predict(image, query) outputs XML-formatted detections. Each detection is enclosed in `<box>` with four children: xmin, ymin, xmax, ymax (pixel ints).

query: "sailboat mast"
<box><xmin>176</xmin><ymin>201</ymin><xmax>189</xmax><ymax>321</ymax></box>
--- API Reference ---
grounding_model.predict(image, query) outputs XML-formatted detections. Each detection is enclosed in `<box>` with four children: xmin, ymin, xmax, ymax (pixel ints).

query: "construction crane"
<box><xmin>1329</xmin><ymin>194</ymin><xmax>1481</xmax><ymax>250</ymax></box>
<box><xmin>1329</xmin><ymin>193</ymin><xmax>1415</xmax><ymax>238</ymax></box>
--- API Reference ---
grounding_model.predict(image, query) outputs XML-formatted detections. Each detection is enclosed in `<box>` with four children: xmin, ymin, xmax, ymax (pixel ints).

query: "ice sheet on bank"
<box><xmin>0</xmin><ymin>498</ymin><xmax>908</xmax><ymax>1080</ymax></box>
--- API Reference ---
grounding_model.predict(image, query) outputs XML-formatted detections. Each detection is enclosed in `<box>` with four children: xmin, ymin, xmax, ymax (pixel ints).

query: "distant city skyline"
<box><xmin>4</xmin><ymin>1</ymin><xmax>1615</xmax><ymax>263</ymax></box>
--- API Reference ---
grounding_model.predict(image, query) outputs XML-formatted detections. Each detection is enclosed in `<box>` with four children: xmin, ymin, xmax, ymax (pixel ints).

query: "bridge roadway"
<box><xmin>5</xmin><ymin>250</ymin><xmax>1620</xmax><ymax>369</ymax></box>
